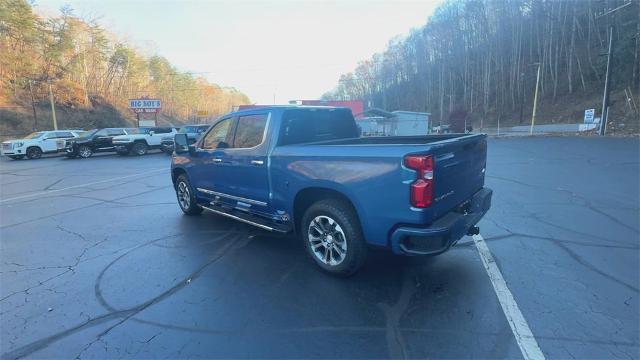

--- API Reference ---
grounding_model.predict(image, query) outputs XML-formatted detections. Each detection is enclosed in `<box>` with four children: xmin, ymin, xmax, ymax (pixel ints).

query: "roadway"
<box><xmin>0</xmin><ymin>136</ymin><xmax>638</xmax><ymax>359</ymax></box>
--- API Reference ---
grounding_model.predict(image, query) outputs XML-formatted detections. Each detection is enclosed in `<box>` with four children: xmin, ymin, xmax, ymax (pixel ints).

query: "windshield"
<box><xmin>82</xmin><ymin>129</ymin><xmax>98</xmax><ymax>137</ymax></box>
<box><xmin>23</xmin><ymin>132</ymin><xmax>44</xmax><ymax>139</ymax></box>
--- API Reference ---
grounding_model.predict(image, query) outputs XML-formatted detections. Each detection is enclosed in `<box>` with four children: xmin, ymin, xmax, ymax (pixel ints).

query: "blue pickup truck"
<box><xmin>171</xmin><ymin>106</ymin><xmax>492</xmax><ymax>276</ymax></box>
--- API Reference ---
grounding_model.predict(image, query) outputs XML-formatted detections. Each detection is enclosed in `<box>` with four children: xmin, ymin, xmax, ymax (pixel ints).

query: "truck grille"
<box><xmin>2</xmin><ymin>143</ymin><xmax>12</xmax><ymax>151</ymax></box>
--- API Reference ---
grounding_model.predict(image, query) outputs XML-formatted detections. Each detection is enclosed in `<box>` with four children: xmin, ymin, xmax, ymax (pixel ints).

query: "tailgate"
<box><xmin>429</xmin><ymin>134</ymin><xmax>487</xmax><ymax>219</ymax></box>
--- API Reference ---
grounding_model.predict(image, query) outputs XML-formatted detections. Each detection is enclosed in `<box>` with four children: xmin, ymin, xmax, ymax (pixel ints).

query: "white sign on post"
<box><xmin>584</xmin><ymin>109</ymin><xmax>595</xmax><ymax>123</ymax></box>
<box><xmin>129</xmin><ymin>99</ymin><xmax>162</xmax><ymax>113</ymax></box>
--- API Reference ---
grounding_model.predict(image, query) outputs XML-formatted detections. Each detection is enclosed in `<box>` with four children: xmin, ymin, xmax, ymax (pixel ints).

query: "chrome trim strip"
<box><xmin>196</xmin><ymin>187</ymin><xmax>267</xmax><ymax>206</ymax></box>
<box><xmin>201</xmin><ymin>205</ymin><xmax>274</xmax><ymax>231</ymax></box>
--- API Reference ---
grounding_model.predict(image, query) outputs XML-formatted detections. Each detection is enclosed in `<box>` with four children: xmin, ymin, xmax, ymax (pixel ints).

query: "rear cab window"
<box><xmin>278</xmin><ymin>108</ymin><xmax>358</xmax><ymax>145</ymax></box>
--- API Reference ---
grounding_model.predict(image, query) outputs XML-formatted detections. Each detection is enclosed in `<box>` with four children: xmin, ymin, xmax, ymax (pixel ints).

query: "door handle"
<box><xmin>213</xmin><ymin>158</ymin><xmax>223</xmax><ymax>163</ymax></box>
<box><xmin>251</xmin><ymin>160</ymin><xmax>264</xmax><ymax>166</ymax></box>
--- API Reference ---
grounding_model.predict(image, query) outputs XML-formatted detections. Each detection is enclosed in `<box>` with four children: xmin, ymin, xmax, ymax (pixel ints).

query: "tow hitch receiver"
<box><xmin>467</xmin><ymin>226</ymin><xmax>480</xmax><ymax>236</ymax></box>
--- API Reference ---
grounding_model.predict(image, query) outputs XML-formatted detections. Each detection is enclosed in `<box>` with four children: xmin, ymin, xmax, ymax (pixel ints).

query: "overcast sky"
<box><xmin>37</xmin><ymin>0</ymin><xmax>442</xmax><ymax>104</ymax></box>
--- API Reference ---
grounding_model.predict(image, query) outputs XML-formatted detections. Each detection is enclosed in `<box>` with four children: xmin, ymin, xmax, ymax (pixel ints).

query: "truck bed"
<box><xmin>315</xmin><ymin>134</ymin><xmax>470</xmax><ymax>146</ymax></box>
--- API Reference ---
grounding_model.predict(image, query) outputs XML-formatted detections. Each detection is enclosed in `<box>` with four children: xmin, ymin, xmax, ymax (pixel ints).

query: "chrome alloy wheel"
<box><xmin>308</xmin><ymin>215</ymin><xmax>347</xmax><ymax>266</ymax></box>
<box><xmin>79</xmin><ymin>146</ymin><xmax>92</xmax><ymax>158</ymax></box>
<box><xmin>176</xmin><ymin>181</ymin><xmax>191</xmax><ymax>210</ymax></box>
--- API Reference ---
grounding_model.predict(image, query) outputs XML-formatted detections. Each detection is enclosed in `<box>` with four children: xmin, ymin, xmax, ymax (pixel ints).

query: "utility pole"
<box><xmin>28</xmin><ymin>80</ymin><xmax>38</xmax><ymax>131</ymax></box>
<box><xmin>530</xmin><ymin>63</ymin><xmax>541</xmax><ymax>135</ymax></box>
<box><xmin>599</xmin><ymin>26</ymin><xmax>614</xmax><ymax>136</ymax></box>
<box><xmin>48</xmin><ymin>82</ymin><xmax>58</xmax><ymax>130</ymax></box>
<box><xmin>594</xmin><ymin>1</ymin><xmax>632</xmax><ymax>135</ymax></box>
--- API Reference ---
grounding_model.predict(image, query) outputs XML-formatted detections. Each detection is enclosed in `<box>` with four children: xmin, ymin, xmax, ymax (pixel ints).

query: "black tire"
<box><xmin>8</xmin><ymin>155</ymin><xmax>24</xmax><ymax>160</ymax></box>
<box><xmin>175</xmin><ymin>174</ymin><xmax>202</xmax><ymax>215</ymax></box>
<box><xmin>26</xmin><ymin>147</ymin><xmax>42</xmax><ymax>160</ymax></box>
<box><xmin>78</xmin><ymin>145</ymin><xmax>93</xmax><ymax>158</ymax></box>
<box><xmin>301</xmin><ymin>198</ymin><xmax>367</xmax><ymax>277</ymax></box>
<box><xmin>131</xmin><ymin>142</ymin><xmax>148</xmax><ymax>156</ymax></box>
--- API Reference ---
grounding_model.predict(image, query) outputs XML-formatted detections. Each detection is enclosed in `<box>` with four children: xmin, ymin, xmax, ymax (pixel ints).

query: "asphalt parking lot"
<box><xmin>1</xmin><ymin>137</ymin><xmax>638</xmax><ymax>359</ymax></box>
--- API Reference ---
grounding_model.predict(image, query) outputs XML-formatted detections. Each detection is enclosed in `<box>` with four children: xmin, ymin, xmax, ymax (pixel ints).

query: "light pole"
<box><xmin>530</xmin><ymin>63</ymin><xmax>541</xmax><ymax>135</ymax></box>
<box><xmin>48</xmin><ymin>82</ymin><xmax>58</xmax><ymax>130</ymax></box>
<box><xmin>599</xmin><ymin>26</ymin><xmax>614</xmax><ymax>135</ymax></box>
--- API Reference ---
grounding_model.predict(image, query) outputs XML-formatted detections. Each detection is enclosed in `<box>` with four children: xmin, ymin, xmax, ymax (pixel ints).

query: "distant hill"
<box><xmin>0</xmin><ymin>0</ymin><xmax>251</xmax><ymax>136</ymax></box>
<box><xmin>323</xmin><ymin>0</ymin><xmax>639</xmax><ymax>135</ymax></box>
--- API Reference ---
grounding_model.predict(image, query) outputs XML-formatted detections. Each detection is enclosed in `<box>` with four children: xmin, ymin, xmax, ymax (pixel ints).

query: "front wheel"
<box><xmin>131</xmin><ymin>142</ymin><xmax>148</xmax><ymax>156</ymax></box>
<box><xmin>26</xmin><ymin>147</ymin><xmax>42</xmax><ymax>159</ymax></box>
<box><xmin>175</xmin><ymin>174</ymin><xmax>202</xmax><ymax>216</ymax></box>
<box><xmin>301</xmin><ymin>199</ymin><xmax>367</xmax><ymax>277</ymax></box>
<box><xmin>78</xmin><ymin>145</ymin><xmax>93</xmax><ymax>158</ymax></box>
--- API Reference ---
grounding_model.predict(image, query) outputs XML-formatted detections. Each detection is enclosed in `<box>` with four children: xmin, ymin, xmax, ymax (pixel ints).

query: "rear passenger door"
<box><xmin>40</xmin><ymin>132</ymin><xmax>59</xmax><ymax>152</ymax></box>
<box><xmin>221</xmin><ymin>112</ymin><xmax>271</xmax><ymax>214</ymax></box>
<box><xmin>149</xmin><ymin>127</ymin><xmax>172</xmax><ymax>146</ymax></box>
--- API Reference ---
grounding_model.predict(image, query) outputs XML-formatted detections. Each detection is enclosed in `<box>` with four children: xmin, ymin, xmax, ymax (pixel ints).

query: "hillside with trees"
<box><xmin>323</xmin><ymin>0</ymin><xmax>639</xmax><ymax>134</ymax></box>
<box><xmin>0</xmin><ymin>0</ymin><xmax>250</xmax><ymax>135</ymax></box>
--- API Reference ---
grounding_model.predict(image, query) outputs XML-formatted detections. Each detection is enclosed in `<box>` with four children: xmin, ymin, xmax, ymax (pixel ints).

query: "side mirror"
<box><xmin>149</xmin><ymin>131</ymin><xmax>155</xmax><ymax>136</ymax></box>
<box><xmin>174</xmin><ymin>133</ymin><xmax>190</xmax><ymax>154</ymax></box>
<box><xmin>217</xmin><ymin>141</ymin><xmax>229</xmax><ymax>149</ymax></box>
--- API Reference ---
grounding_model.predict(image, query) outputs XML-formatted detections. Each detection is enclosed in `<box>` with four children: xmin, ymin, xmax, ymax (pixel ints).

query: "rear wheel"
<box><xmin>26</xmin><ymin>147</ymin><xmax>42</xmax><ymax>159</ymax></box>
<box><xmin>8</xmin><ymin>155</ymin><xmax>24</xmax><ymax>160</ymax></box>
<box><xmin>131</xmin><ymin>142</ymin><xmax>147</xmax><ymax>156</ymax></box>
<box><xmin>301</xmin><ymin>199</ymin><xmax>367</xmax><ymax>277</ymax></box>
<box><xmin>175</xmin><ymin>174</ymin><xmax>202</xmax><ymax>215</ymax></box>
<box><xmin>78</xmin><ymin>145</ymin><xmax>93</xmax><ymax>158</ymax></box>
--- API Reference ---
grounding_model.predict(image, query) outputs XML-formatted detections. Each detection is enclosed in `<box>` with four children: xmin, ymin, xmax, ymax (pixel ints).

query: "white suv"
<box><xmin>112</xmin><ymin>127</ymin><xmax>177</xmax><ymax>156</ymax></box>
<box><xmin>1</xmin><ymin>130</ymin><xmax>83</xmax><ymax>160</ymax></box>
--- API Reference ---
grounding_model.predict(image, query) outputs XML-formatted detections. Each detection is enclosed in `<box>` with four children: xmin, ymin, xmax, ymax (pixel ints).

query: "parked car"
<box><xmin>1</xmin><ymin>130</ymin><xmax>83</xmax><ymax>160</ymax></box>
<box><xmin>65</xmin><ymin>128</ymin><xmax>132</xmax><ymax>158</ymax></box>
<box><xmin>171</xmin><ymin>106</ymin><xmax>492</xmax><ymax>276</ymax></box>
<box><xmin>112</xmin><ymin>127</ymin><xmax>177</xmax><ymax>156</ymax></box>
<box><xmin>161</xmin><ymin>125</ymin><xmax>209</xmax><ymax>155</ymax></box>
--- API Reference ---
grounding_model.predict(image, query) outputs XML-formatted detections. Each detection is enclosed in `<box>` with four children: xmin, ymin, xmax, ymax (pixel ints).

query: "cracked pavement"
<box><xmin>1</xmin><ymin>137</ymin><xmax>638</xmax><ymax>359</ymax></box>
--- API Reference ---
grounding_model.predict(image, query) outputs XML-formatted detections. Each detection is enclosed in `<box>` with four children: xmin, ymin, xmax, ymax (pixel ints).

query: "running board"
<box><xmin>200</xmin><ymin>205</ymin><xmax>291</xmax><ymax>233</ymax></box>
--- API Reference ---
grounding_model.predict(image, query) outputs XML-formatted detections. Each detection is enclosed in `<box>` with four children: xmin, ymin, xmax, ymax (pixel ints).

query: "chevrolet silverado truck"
<box><xmin>65</xmin><ymin>128</ymin><xmax>132</xmax><ymax>158</ymax></box>
<box><xmin>113</xmin><ymin>127</ymin><xmax>176</xmax><ymax>156</ymax></box>
<box><xmin>171</xmin><ymin>106</ymin><xmax>492</xmax><ymax>276</ymax></box>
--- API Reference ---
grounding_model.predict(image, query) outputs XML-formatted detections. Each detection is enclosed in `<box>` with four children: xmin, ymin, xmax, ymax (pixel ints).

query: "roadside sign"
<box><xmin>196</xmin><ymin>110</ymin><xmax>208</xmax><ymax>117</ymax></box>
<box><xmin>584</xmin><ymin>109</ymin><xmax>595</xmax><ymax>123</ymax></box>
<box><xmin>129</xmin><ymin>98</ymin><xmax>161</xmax><ymax>113</ymax></box>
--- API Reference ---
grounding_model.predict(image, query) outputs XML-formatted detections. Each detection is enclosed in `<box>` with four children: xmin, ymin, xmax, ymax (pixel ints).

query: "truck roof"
<box><xmin>229</xmin><ymin>105</ymin><xmax>351</xmax><ymax>117</ymax></box>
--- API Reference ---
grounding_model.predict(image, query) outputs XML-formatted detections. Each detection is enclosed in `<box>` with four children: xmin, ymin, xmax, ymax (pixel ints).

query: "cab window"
<box><xmin>201</xmin><ymin>119</ymin><xmax>232</xmax><ymax>149</ymax></box>
<box><xmin>232</xmin><ymin>114</ymin><xmax>268</xmax><ymax>148</ymax></box>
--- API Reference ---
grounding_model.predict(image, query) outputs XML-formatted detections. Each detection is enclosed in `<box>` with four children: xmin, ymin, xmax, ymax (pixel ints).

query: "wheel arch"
<box><xmin>171</xmin><ymin>167</ymin><xmax>189</xmax><ymax>188</ymax></box>
<box><xmin>293</xmin><ymin>187</ymin><xmax>361</xmax><ymax>234</ymax></box>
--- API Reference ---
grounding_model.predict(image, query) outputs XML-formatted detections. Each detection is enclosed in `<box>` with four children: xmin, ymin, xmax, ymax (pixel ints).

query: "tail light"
<box><xmin>404</xmin><ymin>155</ymin><xmax>434</xmax><ymax>208</ymax></box>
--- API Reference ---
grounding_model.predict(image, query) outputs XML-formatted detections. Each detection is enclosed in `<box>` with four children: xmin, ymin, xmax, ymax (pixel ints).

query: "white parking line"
<box><xmin>0</xmin><ymin>168</ymin><xmax>166</xmax><ymax>203</ymax></box>
<box><xmin>472</xmin><ymin>234</ymin><xmax>546</xmax><ymax>360</ymax></box>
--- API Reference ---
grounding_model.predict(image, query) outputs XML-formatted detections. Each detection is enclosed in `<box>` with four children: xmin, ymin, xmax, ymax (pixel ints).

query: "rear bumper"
<box><xmin>390</xmin><ymin>187</ymin><xmax>492</xmax><ymax>255</ymax></box>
